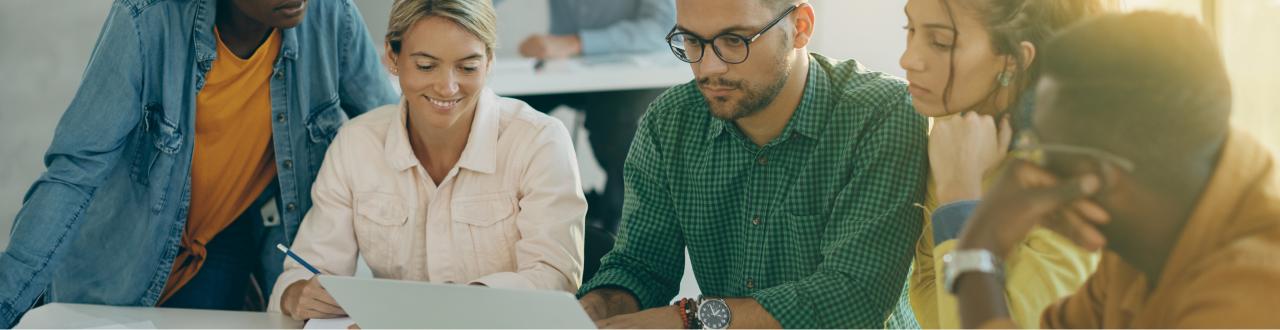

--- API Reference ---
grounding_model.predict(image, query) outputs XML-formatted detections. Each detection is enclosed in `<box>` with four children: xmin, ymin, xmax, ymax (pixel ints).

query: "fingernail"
<box><xmin>1080</xmin><ymin>175</ymin><xmax>1100</xmax><ymax>194</ymax></box>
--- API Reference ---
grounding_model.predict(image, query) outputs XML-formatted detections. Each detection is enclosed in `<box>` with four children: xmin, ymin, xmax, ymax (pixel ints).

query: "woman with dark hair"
<box><xmin>899</xmin><ymin>0</ymin><xmax>1115</xmax><ymax>327</ymax></box>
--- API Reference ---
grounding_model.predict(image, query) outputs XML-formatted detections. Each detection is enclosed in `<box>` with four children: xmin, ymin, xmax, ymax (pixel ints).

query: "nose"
<box><xmin>900</xmin><ymin>42</ymin><xmax>926</xmax><ymax>73</ymax></box>
<box><xmin>434</xmin><ymin>70</ymin><xmax>460</xmax><ymax>97</ymax></box>
<box><xmin>696</xmin><ymin>50</ymin><xmax>730</xmax><ymax>76</ymax></box>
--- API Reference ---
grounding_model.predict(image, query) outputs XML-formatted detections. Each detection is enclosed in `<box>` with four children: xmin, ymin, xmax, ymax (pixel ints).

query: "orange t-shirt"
<box><xmin>160</xmin><ymin>28</ymin><xmax>281</xmax><ymax>303</ymax></box>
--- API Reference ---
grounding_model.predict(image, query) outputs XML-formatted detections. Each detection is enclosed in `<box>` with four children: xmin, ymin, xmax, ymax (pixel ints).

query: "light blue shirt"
<box><xmin>499</xmin><ymin>0</ymin><xmax>675</xmax><ymax>55</ymax></box>
<box><xmin>549</xmin><ymin>0</ymin><xmax>675</xmax><ymax>55</ymax></box>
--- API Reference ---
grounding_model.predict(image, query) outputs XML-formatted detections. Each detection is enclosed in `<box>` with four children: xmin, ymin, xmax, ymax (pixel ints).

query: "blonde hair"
<box><xmin>386</xmin><ymin>0</ymin><xmax>497</xmax><ymax>56</ymax></box>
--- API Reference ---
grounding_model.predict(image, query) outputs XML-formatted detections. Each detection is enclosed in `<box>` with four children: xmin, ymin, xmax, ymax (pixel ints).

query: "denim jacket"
<box><xmin>0</xmin><ymin>0</ymin><xmax>396</xmax><ymax>325</ymax></box>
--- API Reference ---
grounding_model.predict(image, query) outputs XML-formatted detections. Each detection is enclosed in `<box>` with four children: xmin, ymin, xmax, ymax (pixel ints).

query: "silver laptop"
<box><xmin>318</xmin><ymin>275</ymin><xmax>596</xmax><ymax>329</ymax></box>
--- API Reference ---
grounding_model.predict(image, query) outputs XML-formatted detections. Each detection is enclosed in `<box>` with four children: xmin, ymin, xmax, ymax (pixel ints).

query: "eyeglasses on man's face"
<box><xmin>665</xmin><ymin>4</ymin><xmax>800</xmax><ymax>64</ymax></box>
<box><xmin>1009</xmin><ymin>131</ymin><xmax>1136</xmax><ymax>188</ymax></box>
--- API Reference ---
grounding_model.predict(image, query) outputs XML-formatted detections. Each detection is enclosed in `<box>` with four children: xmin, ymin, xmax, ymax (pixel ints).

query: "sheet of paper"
<box><xmin>86</xmin><ymin>320</ymin><xmax>157</xmax><ymax>329</ymax></box>
<box><xmin>305</xmin><ymin>317</ymin><xmax>355</xmax><ymax>329</ymax></box>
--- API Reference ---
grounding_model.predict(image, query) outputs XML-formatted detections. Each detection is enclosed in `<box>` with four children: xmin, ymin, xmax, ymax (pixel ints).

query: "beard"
<box><xmin>698</xmin><ymin>51</ymin><xmax>792</xmax><ymax>121</ymax></box>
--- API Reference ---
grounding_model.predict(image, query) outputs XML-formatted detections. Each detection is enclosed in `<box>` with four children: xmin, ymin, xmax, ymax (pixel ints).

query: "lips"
<box><xmin>908</xmin><ymin>82</ymin><xmax>933</xmax><ymax>96</ymax></box>
<box><xmin>426</xmin><ymin>96</ymin><xmax>462</xmax><ymax>111</ymax></box>
<box><xmin>275</xmin><ymin>0</ymin><xmax>305</xmax><ymax>17</ymax></box>
<box><xmin>699</xmin><ymin>84</ymin><xmax>738</xmax><ymax>98</ymax></box>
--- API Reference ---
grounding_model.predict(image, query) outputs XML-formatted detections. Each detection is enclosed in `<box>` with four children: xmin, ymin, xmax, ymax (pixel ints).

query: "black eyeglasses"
<box><xmin>665</xmin><ymin>4</ymin><xmax>800</xmax><ymax>64</ymax></box>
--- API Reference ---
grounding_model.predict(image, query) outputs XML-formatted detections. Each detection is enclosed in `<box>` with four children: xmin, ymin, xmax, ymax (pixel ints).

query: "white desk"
<box><xmin>15</xmin><ymin>303</ymin><xmax>302</xmax><ymax>329</ymax></box>
<box><xmin>488</xmin><ymin>52</ymin><xmax>693</xmax><ymax>97</ymax></box>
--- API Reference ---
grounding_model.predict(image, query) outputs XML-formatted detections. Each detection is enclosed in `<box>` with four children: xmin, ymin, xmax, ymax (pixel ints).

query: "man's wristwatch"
<box><xmin>695</xmin><ymin>295</ymin><xmax>731</xmax><ymax>329</ymax></box>
<box><xmin>942</xmin><ymin>249</ymin><xmax>1005</xmax><ymax>294</ymax></box>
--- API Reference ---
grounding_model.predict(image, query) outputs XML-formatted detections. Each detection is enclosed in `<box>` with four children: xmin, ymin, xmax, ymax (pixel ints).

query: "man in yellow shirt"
<box><xmin>950</xmin><ymin>12</ymin><xmax>1280</xmax><ymax>328</ymax></box>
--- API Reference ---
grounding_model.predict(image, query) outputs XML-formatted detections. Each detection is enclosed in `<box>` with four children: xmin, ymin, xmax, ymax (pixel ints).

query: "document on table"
<box><xmin>304</xmin><ymin>317</ymin><xmax>355</xmax><ymax>329</ymax></box>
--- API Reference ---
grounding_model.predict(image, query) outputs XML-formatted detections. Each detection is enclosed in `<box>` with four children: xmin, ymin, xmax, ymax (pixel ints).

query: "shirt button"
<box><xmin>276</xmin><ymin>113</ymin><xmax>286</xmax><ymax>123</ymax></box>
<box><xmin>756</xmin><ymin>155</ymin><xmax>768</xmax><ymax>166</ymax></box>
<box><xmin>751</xmin><ymin>216</ymin><xmax>761</xmax><ymax>226</ymax></box>
<box><xmin>282</xmin><ymin>160</ymin><xmax>293</xmax><ymax>169</ymax></box>
<box><xmin>286</xmin><ymin>202</ymin><xmax>297</xmax><ymax>212</ymax></box>
<box><xmin>746</xmin><ymin>278</ymin><xmax>755</xmax><ymax>289</ymax></box>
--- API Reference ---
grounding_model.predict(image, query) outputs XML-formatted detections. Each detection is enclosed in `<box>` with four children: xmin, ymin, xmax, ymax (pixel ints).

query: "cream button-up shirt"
<box><xmin>269</xmin><ymin>89</ymin><xmax>586</xmax><ymax>312</ymax></box>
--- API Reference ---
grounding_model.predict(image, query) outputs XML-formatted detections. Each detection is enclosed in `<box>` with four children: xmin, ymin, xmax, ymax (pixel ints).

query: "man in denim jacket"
<box><xmin>0</xmin><ymin>0</ymin><xmax>396</xmax><ymax>325</ymax></box>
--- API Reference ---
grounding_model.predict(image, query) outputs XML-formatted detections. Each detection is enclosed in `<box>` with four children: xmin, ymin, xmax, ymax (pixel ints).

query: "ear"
<box><xmin>384</xmin><ymin>42</ymin><xmax>399</xmax><ymax>76</ymax></box>
<box><xmin>792</xmin><ymin>3</ymin><xmax>816</xmax><ymax>49</ymax></box>
<box><xmin>1014</xmin><ymin>41</ymin><xmax>1037</xmax><ymax>72</ymax></box>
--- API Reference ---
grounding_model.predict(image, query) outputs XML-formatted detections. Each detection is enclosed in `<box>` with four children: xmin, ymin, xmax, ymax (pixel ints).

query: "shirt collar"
<box><xmin>195</xmin><ymin>0</ymin><xmax>298</xmax><ymax>65</ymax></box>
<box><xmin>704</xmin><ymin>54</ymin><xmax>831</xmax><ymax>143</ymax></box>
<box><xmin>1155</xmin><ymin>128</ymin><xmax>1277</xmax><ymax>287</ymax></box>
<box><xmin>385</xmin><ymin>88</ymin><xmax>501</xmax><ymax>174</ymax></box>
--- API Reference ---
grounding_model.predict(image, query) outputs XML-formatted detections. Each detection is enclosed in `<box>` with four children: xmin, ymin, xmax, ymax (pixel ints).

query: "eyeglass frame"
<box><xmin>1009</xmin><ymin>130</ymin><xmax>1136</xmax><ymax>182</ymax></box>
<box><xmin>664</xmin><ymin>4</ymin><xmax>801</xmax><ymax>64</ymax></box>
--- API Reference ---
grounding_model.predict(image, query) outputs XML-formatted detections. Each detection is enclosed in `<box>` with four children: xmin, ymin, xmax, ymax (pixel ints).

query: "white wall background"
<box><xmin>0</xmin><ymin>0</ymin><xmax>908</xmax><ymax>253</ymax></box>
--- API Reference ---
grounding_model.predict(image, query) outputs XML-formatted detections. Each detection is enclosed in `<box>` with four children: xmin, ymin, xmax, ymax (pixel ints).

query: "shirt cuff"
<box><xmin>752</xmin><ymin>284</ymin><xmax>816</xmax><ymax>329</ymax></box>
<box><xmin>1</xmin><ymin>303</ymin><xmax>16</xmax><ymax>328</ymax></box>
<box><xmin>932</xmin><ymin>200</ymin><xmax>981</xmax><ymax>245</ymax></box>
<box><xmin>470</xmin><ymin>272</ymin><xmax>536</xmax><ymax>290</ymax></box>
<box><xmin>578</xmin><ymin>267</ymin><xmax>665</xmax><ymax>309</ymax></box>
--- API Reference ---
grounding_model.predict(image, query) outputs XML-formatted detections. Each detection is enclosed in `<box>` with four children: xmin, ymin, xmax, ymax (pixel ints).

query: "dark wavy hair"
<box><xmin>937</xmin><ymin>0</ymin><xmax>1115</xmax><ymax>115</ymax></box>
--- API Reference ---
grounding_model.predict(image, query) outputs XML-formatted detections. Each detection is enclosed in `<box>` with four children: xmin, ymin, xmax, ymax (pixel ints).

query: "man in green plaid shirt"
<box><xmin>577</xmin><ymin>0</ymin><xmax>929</xmax><ymax>328</ymax></box>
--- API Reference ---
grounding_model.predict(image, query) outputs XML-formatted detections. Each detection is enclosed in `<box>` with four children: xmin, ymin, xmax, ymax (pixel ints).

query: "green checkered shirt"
<box><xmin>579</xmin><ymin>53</ymin><xmax>929</xmax><ymax>328</ymax></box>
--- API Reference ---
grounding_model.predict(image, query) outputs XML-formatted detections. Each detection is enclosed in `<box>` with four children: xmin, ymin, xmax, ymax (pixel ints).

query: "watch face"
<box><xmin>698</xmin><ymin>299</ymin><xmax>731</xmax><ymax>329</ymax></box>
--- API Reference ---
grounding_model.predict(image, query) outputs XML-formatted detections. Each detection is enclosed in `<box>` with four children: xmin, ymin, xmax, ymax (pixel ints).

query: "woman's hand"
<box><xmin>281</xmin><ymin>277</ymin><xmax>348</xmax><ymax>321</ymax></box>
<box><xmin>929</xmin><ymin>112</ymin><xmax>1013</xmax><ymax>204</ymax></box>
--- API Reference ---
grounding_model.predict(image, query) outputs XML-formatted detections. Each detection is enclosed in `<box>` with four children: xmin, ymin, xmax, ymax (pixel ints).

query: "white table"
<box><xmin>488</xmin><ymin>52</ymin><xmax>693</xmax><ymax>97</ymax></box>
<box><xmin>15</xmin><ymin>303</ymin><xmax>302</xmax><ymax>329</ymax></box>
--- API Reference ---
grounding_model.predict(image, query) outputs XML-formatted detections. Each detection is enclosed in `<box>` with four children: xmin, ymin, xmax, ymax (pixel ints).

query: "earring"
<box><xmin>997</xmin><ymin>72</ymin><xmax>1013</xmax><ymax>87</ymax></box>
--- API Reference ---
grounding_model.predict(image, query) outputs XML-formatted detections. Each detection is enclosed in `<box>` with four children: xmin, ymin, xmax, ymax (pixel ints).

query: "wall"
<box><xmin>0</xmin><ymin>0</ymin><xmax>910</xmax><ymax>254</ymax></box>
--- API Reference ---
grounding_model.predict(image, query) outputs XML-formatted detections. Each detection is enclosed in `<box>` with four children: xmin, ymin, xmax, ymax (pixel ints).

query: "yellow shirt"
<box><xmin>910</xmin><ymin>168</ymin><xmax>1099</xmax><ymax>328</ymax></box>
<box><xmin>160</xmin><ymin>28</ymin><xmax>281</xmax><ymax>302</ymax></box>
<box><xmin>1042</xmin><ymin>129</ymin><xmax>1280</xmax><ymax>328</ymax></box>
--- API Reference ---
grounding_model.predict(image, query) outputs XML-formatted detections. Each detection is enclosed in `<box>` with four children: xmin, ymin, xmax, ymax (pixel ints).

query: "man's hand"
<box><xmin>957</xmin><ymin>160</ymin><xmax>1109</xmax><ymax>259</ymax></box>
<box><xmin>595</xmin><ymin>305</ymin><xmax>684</xmax><ymax>329</ymax></box>
<box><xmin>281</xmin><ymin>277</ymin><xmax>347</xmax><ymax>321</ymax></box>
<box><xmin>518</xmin><ymin>34</ymin><xmax>583</xmax><ymax>59</ymax></box>
<box><xmin>953</xmin><ymin>160</ymin><xmax>1108</xmax><ymax>328</ymax></box>
<box><xmin>579</xmin><ymin>288</ymin><xmax>641</xmax><ymax>321</ymax></box>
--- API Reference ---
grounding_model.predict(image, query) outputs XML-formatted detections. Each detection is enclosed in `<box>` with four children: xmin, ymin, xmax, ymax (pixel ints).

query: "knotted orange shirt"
<box><xmin>159</xmin><ymin>28</ymin><xmax>280</xmax><ymax>303</ymax></box>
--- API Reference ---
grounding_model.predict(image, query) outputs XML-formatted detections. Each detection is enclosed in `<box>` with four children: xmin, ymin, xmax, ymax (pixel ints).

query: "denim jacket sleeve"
<box><xmin>578</xmin><ymin>0</ymin><xmax>675</xmax><ymax>55</ymax></box>
<box><xmin>1</xmin><ymin>2</ymin><xmax>144</xmax><ymax>326</ymax></box>
<box><xmin>336</xmin><ymin>0</ymin><xmax>397</xmax><ymax>118</ymax></box>
<box><xmin>931</xmin><ymin>200</ymin><xmax>981</xmax><ymax>245</ymax></box>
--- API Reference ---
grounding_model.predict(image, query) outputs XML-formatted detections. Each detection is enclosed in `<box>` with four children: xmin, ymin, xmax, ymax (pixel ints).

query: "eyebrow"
<box><xmin>672</xmin><ymin>24</ymin><xmax>757</xmax><ymax>39</ymax></box>
<box><xmin>904</xmin><ymin>7</ymin><xmax>957</xmax><ymax>32</ymax></box>
<box><xmin>409</xmin><ymin>52</ymin><xmax>485</xmax><ymax>61</ymax></box>
<box><xmin>923</xmin><ymin>23</ymin><xmax>957</xmax><ymax>32</ymax></box>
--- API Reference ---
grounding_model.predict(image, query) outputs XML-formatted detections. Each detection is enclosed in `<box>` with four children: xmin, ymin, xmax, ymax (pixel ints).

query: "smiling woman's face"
<box><xmin>391</xmin><ymin>15</ymin><xmax>491</xmax><ymax>130</ymax></box>
<box><xmin>900</xmin><ymin>0</ymin><xmax>1011</xmax><ymax>117</ymax></box>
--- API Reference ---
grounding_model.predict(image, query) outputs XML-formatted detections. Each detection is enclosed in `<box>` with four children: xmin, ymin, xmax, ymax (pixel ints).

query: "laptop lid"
<box><xmin>318</xmin><ymin>275</ymin><xmax>595</xmax><ymax>329</ymax></box>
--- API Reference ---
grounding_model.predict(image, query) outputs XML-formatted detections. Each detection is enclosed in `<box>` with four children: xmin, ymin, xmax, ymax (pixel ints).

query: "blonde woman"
<box><xmin>269</xmin><ymin>0</ymin><xmax>587</xmax><ymax>321</ymax></box>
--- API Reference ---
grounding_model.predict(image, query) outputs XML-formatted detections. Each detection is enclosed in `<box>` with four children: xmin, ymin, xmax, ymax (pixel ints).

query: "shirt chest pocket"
<box><xmin>452</xmin><ymin>192</ymin><xmax>519</xmax><ymax>272</ymax></box>
<box><xmin>353</xmin><ymin>192</ymin><xmax>409</xmax><ymax>265</ymax></box>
